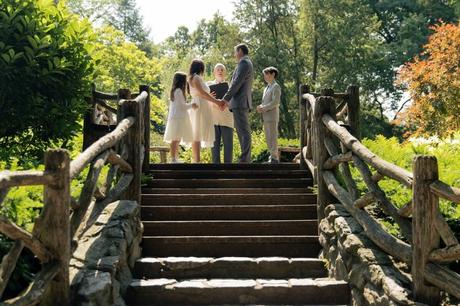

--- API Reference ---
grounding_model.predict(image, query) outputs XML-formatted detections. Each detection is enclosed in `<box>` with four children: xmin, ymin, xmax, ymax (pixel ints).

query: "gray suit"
<box><xmin>260</xmin><ymin>81</ymin><xmax>281</xmax><ymax>161</ymax></box>
<box><xmin>223</xmin><ymin>56</ymin><xmax>254</xmax><ymax>163</ymax></box>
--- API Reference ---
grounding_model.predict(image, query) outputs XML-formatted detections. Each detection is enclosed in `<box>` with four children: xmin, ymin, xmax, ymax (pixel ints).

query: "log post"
<box><xmin>346</xmin><ymin>85</ymin><xmax>360</xmax><ymax>139</ymax></box>
<box><xmin>312</xmin><ymin>96</ymin><xmax>336</xmax><ymax>222</ymax></box>
<box><xmin>36</xmin><ymin>149</ymin><xmax>71</xmax><ymax>305</ymax></box>
<box><xmin>119</xmin><ymin>99</ymin><xmax>142</xmax><ymax>204</ymax></box>
<box><xmin>299</xmin><ymin>85</ymin><xmax>309</xmax><ymax>170</ymax></box>
<box><xmin>117</xmin><ymin>89</ymin><xmax>131</xmax><ymax>159</ymax></box>
<box><xmin>82</xmin><ymin>84</ymin><xmax>97</xmax><ymax>150</ymax></box>
<box><xmin>139</xmin><ymin>85</ymin><xmax>151</xmax><ymax>173</ymax></box>
<box><xmin>412</xmin><ymin>155</ymin><xmax>440</xmax><ymax>305</ymax></box>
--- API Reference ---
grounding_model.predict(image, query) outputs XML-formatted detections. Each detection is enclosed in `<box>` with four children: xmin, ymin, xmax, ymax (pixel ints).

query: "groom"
<box><xmin>222</xmin><ymin>43</ymin><xmax>254</xmax><ymax>163</ymax></box>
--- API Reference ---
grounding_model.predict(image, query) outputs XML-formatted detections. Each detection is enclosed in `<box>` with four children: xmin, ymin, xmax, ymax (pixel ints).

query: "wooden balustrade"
<box><xmin>0</xmin><ymin>85</ymin><xmax>150</xmax><ymax>304</ymax></box>
<box><xmin>298</xmin><ymin>84</ymin><xmax>460</xmax><ymax>304</ymax></box>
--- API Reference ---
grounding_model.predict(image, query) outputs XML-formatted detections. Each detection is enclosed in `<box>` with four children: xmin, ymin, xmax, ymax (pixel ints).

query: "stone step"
<box><xmin>142</xmin><ymin>220</ymin><xmax>318</xmax><ymax>236</ymax></box>
<box><xmin>141</xmin><ymin>205</ymin><xmax>317</xmax><ymax>221</ymax></box>
<box><xmin>141</xmin><ymin>236</ymin><xmax>321</xmax><ymax>257</ymax></box>
<box><xmin>133</xmin><ymin>257</ymin><xmax>328</xmax><ymax>279</ymax></box>
<box><xmin>126</xmin><ymin>278</ymin><xmax>350</xmax><ymax>305</ymax></box>
<box><xmin>148</xmin><ymin>169</ymin><xmax>311</xmax><ymax>179</ymax></box>
<box><xmin>141</xmin><ymin>193</ymin><xmax>317</xmax><ymax>206</ymax></box>
<box><xmin>149</xmin><ymin>163</ymin><xmax>300</xmax><ymax>171</ymax></box>
<box><xmin>142</xmin><ymin>187</ymin><xmax>312</xmax><ymax>194</ymax></box>
<box><xmin>146</xmin><ymin>178</ymin><xmax>313</xmax><ymax>189</ymax></box>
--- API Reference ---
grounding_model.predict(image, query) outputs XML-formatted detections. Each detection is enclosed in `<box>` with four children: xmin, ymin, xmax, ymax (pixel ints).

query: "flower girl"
<box><xmin>163</xmin><ymin>72</ymin><xmax>197</xmax><ymax>163</ymax></box>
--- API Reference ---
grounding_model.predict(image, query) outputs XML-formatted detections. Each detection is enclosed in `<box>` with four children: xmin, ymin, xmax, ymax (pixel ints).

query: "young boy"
<box><xmin>257</xmin><ymin>67</ymin><xmax>281</xmax><ymax>164</ymax></box>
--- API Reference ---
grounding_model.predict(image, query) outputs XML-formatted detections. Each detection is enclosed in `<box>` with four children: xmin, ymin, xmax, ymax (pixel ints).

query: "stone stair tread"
<box><xmin>147</xmin><ymin>178</ymin><xmax>312</xmax><ymax>188</ymax></box>
<box><xmin>133</xmin><ymin>257</ymin><xmax>328</xmax><ymax>279</ymax></box>
<box><xmin>143</xmin><ymin>204</ymin><xmax>316</xmax><ymax>208</ymax></box>
<box><xmin>148</xmin><ymin>169</ymin><xmax>311</xmax><ymax>179</ymax></box>
<box><xmin>130</xmin><ymin>278</ymin><xmax>348</xmax><ymax>287</ymax></box>
<box><xmin>141</xmin><ymin>193</ymin><xmax>317</xmax><ymax>206</ymax></box>
<box><xmin>142</xmin><ymin>220</ymin><xmax>318</xmax><ymax>236</ymax></box>
<box><xmin>126</xmin><ymin>278</ymin><xmax>350</xmax><ymax>305</ymax></box>
<box><xmin>141</xmin><ymin>205</ymin><xmax>317</xmax><ymax>221</ymax></box>
<box><xmin>142</xmin><ymin>236</ymin><xmax>321</xmax><ymax>257</ymax></box>
<box><xmin>142</xmin><ymin>188</ymin><xmax>312</xmax><ymax>194</ymax></box>
<box><xmin>137</xmin><ymin>256</ymin><xmax>326</xmax><ymax>263</ymax></box>
<box><xmin>131</xmin><ymin>163</ymin><xmax>350</xmax><ymax>305</ymax></box>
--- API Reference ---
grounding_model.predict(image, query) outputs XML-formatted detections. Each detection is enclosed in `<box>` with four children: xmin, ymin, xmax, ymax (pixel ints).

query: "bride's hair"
<box><xmin>188</xmin><ymin>59</ymin><xmax>205</xmax><ymax>92</ymax></box>
<box><xmin>170</xmin><ymin>72</ymin><xmax>187</xmax><ymax>101</ymax></box>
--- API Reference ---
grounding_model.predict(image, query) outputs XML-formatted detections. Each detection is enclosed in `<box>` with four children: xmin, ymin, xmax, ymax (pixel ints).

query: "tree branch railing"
<box><xmin>0</xmin><ymin>85</ymin><xmax>150</xmax><ymax>305</ymax></box>
<box><xmin>298</xmin><ymin>84</ymin><xmax>460</xmax><ymax>305</ymax></box>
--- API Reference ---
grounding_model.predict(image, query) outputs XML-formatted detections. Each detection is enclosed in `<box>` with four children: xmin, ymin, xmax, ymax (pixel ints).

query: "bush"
<box><xmin>91</xmin><ymin>26</ymin><xmax>165</xmax><ymax>127</ymax></box>
<box><xmin>353</xmin><ymin>134</ymin><xmax>460</xmax><ymax>223</ymax></box>
<box><xmin>0</xmin><ymin>0</ymin><xmax>95</xmax><ymax>165</ymax></box>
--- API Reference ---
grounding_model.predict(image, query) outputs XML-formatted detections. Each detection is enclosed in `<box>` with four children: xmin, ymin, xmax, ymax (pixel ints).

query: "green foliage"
<box><xmin>353</xmin><ymin>135</ymin><xmax>460</xmax><ymax>222</ymax></box>
<box><xmin>298</xmin><ymin>0</ymin><xmax>457</xmax><ymax>129</ymax></box>
<box><xmin>0</xmin><ymin>132</ymin><xmax>93</xmax><ymax>297</ymax></box>
<box><xmin>151</xmin><ymin>130</ymin><xmax>299</xmax><ymax>164</ymax></box>
<box><xmin>0</xmin><ymin>0</ymin><xmax>95</xmax><ymax>165</ymax></box>
<box><xmin>91</xmin><ymin>25</ymin><xmax>165</xmax><ymax>126</ymax></box>
<box><xmin>66</xmin><ymin>0</ymin><xmax>152</xmax><ymax>54</ymax></box>
<box><xmin>234</xmin><ymin>0</ymin><xmax>302</xmax><ymax>138</ymax></box>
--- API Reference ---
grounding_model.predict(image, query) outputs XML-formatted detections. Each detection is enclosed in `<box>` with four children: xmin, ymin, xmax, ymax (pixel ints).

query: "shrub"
<box><xmin>0</xmin><ymin>0</ymin><xmax>95</xmax><ymax>165</ymax></box>
<box><xmin>353</xmin><ymin>134</ymin><xmax>460</xmax><ymax>223</ymax></box>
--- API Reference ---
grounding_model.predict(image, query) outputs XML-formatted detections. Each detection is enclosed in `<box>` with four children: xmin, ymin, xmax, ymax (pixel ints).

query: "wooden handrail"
<box><xmin>430</xmin><ymin>180</ymin><xmax>460</xmax><ymax>204</ymax></box>
<box><xmin>92</xmin><ymin>90</ymin><xmax>118</xmax><ymax>101</ymax></box>
<box><xmin>70</xmin><ymin>117</ymin><xmax>135</xmax><ymax>178</ymax></box>
<box><xmin>0</xmin><ymin>84</ymin><xmax>151</xmax><ymax>304</ymax></box>
<box><xmin>301</xmin><ymin>93</ymin><xmax>317</xmax><ymax>108</ymax></box>
<box><xmin>323</xmin><ymin>170</ymin><xmax>412</xmax><ymax>263</ymax></box>
<box><xmin>0</xmin><ymin>171</ymin><xmax>55</xmax><ymax>189</ymax></box>
<box><xmin>299</xmin><ymin>83</ymin><xmax>460</xmax><ymax>303</ymax></box>
<box><xmin>321</xmin><ymin>113</ymin><xmax>413</xmax><ymax>187</ymax></box>
<box><xmin>0</xmin><ymin>217</ymin><xmax>52</xmax><ymax>263</ymax></box>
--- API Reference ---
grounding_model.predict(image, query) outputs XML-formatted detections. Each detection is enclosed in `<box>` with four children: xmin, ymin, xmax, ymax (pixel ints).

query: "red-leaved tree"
<box><xmin>398</xmin><ymin>21</ymin><xmax>460</xmax><ymax>136</ymax></box>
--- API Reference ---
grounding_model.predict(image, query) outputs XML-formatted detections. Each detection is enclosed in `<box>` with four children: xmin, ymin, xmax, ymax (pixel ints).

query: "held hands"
<box><xmin>256</xmin><ymin>105</ymin><xmax>264</xmax><ymax>113</ymax></box>
<box><xmin>217</xmin><ymin>99</ymin><xmax>228</xmax><ymax>111</ymax></box>
<box><xmin>192</xmin><ymin>103</ymin><xmax>199</xmax><ymax>110</ymax></box>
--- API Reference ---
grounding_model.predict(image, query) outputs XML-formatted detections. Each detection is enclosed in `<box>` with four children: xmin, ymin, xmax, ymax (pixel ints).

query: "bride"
<box><xmin>188</xmin><ymin>59</ymin><xmax>225</xmax><ymax>163</ymax></box>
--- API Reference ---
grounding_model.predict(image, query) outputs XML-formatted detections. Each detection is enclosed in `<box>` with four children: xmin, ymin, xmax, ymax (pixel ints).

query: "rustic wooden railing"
<box><xmin>299</xmin><ymin>84</ymin><xmax>460</xmax><ymax>305</ymax></box>
<box><xmin>0</xmin><ymin>87</ymin><xmax>150</xmax><ymax>305</ymax></box>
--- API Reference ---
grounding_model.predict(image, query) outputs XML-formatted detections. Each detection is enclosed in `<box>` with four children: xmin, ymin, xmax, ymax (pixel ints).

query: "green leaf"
<box><xmin>27</xmin><ymin>35</ymin><xmax>38</xmax><ymax>49</ymax></box>
<box><xmin>1</xmin><ymin>53</ymin><xmax>10</xmax><ymax>63</ymax></box>
<box><xmin>24</xmin><ymin>46</ymin><xmax>34</xmax><ymax>56</ymax></box>
<box><xmin>14</xmin><ymin>21</ymin><xmax>24</xmax><ymax>33</ymax></box>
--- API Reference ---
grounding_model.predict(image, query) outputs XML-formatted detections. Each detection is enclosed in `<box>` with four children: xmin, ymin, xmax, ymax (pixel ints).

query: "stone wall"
<box><xmin>69</xmin><ymin>200</ymin><xmax>143</xmax><ymax>306</ymax></box>
<box><xmin>319</xmin><ymin>203</ymin><xmax>418</xmax><ymax>306</ymax></box>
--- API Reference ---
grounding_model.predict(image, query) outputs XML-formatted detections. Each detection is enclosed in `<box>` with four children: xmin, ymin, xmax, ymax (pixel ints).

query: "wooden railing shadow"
<box><xmin>299</xmin><ymin>84</ymin><xmax>460</xmax><ymax>305</ymax></box>
<box><xmin>0</xmin><ymin>86</ymin><xmax>150</xmax><ymax>305</ymax></box>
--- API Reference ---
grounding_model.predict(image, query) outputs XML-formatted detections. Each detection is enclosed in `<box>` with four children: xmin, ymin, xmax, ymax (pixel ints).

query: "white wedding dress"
<box><xmin>189</xmin><ymin>74</ymin><xmax>215</xmax><ymax>148</ymax></box>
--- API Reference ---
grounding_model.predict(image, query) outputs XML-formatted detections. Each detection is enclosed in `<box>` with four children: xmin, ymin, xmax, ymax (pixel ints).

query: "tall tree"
<box><xmin>111</xmin><ymin>0</ymin><xmax>151</xmax><ymax>48</ymax></box>
<box><xmin>234</xmin><ymin>0</ymin><xmax>303</xmax><ymax>138</ymax></box>
<box><xmin>398</xmin><ymin>21</ymin><xmax>460</xmax><ymax>137</ymax></box>
<box><xmin>66</xmin><ymin>0</ymin><xmax>152</xmax><ymax>54</ymax></box>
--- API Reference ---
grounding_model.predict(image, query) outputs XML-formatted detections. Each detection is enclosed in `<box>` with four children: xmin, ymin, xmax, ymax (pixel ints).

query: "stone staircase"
<box><xmin>126</xmin><ymin>163</ymin><xmax>350</xmax><ymax>305</ymax></box>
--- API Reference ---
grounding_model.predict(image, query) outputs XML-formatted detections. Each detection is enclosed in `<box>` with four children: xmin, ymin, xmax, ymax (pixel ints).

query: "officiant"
<box><xmin>207</xmin><ymin>63</ymin><xmax>234</xmax><ymax>163</ymax></box>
